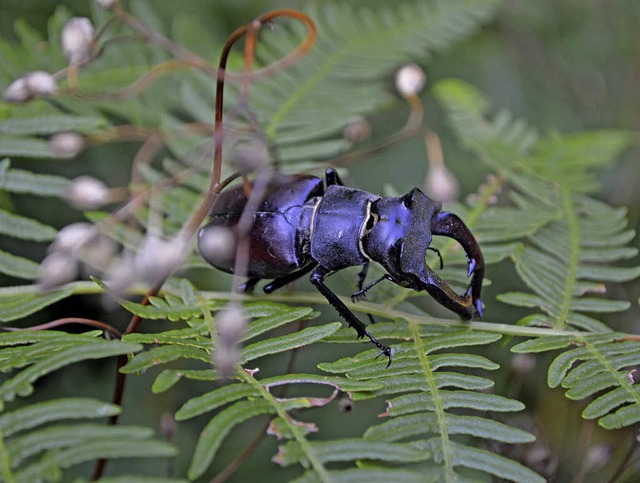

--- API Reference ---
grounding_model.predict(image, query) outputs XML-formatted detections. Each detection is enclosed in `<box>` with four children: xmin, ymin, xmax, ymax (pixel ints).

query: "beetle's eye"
<box><xmin>403</xmin><ymin>192</ymin><xmax>415</xmax><ymax>208</ymax></box>
<box><xmin>363</xmin><ymin>211</ymin><xmax>378</xmax><ymax>235</ymax></box>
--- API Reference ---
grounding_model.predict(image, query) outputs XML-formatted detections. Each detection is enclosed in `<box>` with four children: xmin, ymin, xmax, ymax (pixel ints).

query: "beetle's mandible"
<box><xmin>198</xmin><ymin>169</ymin><xmax>484</xmax><ymax>366</ymax></box>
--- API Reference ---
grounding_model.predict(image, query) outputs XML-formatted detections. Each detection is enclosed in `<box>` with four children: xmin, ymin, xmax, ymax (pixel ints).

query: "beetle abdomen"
<box><xmin>198</xmin><ymin>175</ymin><xmax>323</xmax><ymax>278</ymax></box>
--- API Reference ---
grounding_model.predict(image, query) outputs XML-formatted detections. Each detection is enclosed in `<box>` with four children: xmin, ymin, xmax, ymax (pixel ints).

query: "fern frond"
<box><xmin>513</xmin><ymin>334</ymin><xmax>640</xmax><ymax>430</ymax></box>
<box><xmin>435</xmin><ymin>79</ymin><xmax>638</xmax><ymax>332</ymax></box>
<box><xmin>0</xmin><ymin>331</ymin><xmax>141</xmax><ymax>407</ymax></box>
<box><xmin>312</xmin><ymin>325</ymin><xmax>541</xmax><ymax>482</ymax></box>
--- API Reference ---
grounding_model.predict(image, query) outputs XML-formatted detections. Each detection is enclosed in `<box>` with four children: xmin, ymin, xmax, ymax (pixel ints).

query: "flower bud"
<box><xmin>96</xmin><ymin>0</ymin><xmax>117</xmax><ymax>8</ymax></box>
<box><xmin>424</xmin><ymin>163</ymin><xmax>460</xmax><ymax>202</ymax></box>
<box><xmin>49</xmin><ymin>132</ymin><xmax>85</xmax><ymax>158</ymax></box>
<box><xmin>3</xmin><ymin>78</ymin><xmax>28</xmax><ymax>103</ymax></box>
<box><xmin>214</xmin><ymin>303</ymin><xmax>247</xmax><ymax>378</ymax></box>
<box><xmin>24</xmin><ymin>71</ymin><xmax>57</xmax><ymax>96</ymax></box>
<box><xmin>395</xmin><ymin>63</ymin><xmax>426</xmax><ymax>98</ymax></box>
<box><xmin>38</xmin><ymin>252</ymin><xmax>78</xmax><ymax>291</ymax></box>
<box><xmin>198</xmin><ymin>225</ymin><xmax>235</xmax><ymax>265</ymax></box>
<box><xmin>343</xmin><ymin>117</ymin><xmax>371</xmax><ymax>143</ymax></box>
<box><xmin>50</xmin><ymin>222</ymin><xmax>97</xmax><ymax>254</ymax></box>
<box><xmin>62</xmin><ymin>17</ymin><xmax>95</xmax><ymax>64</ymax></box>
<box><xmin>230</xmin><ymin>139</ymin><xmax>268</xmax><ymax>174</ymax></box>
<box><xmin>65</xmin><ymin>176</ymin><xmax>110</xmax><ymax>209</ymax></box>
<box><xmin>3</xmin><ymin>71</ymin><xmax>56</xmax><ymax>103</ymax></box>
<box><xmin>136</xmin><ymin>234</ymin><xmax>185</xmax><ymax>284</ymax></box>
<box><xmin>423</xmin><ymin>131</ymin><xmax>459</xmax><ymax>202</ymax></box>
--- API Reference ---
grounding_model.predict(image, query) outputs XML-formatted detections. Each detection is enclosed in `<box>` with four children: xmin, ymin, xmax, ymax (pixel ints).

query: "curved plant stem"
<box><xmin>1</xmin><ymin>318</ymin><xmax>121</xmax><ymax>339</ymax></box>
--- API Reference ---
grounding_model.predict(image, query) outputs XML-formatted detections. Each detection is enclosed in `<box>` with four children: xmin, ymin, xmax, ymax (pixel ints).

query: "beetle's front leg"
<box><xmin>310</xmin><ymin>265</ymin><xmax>392</xmax><ymax>366</ymax></box>
<box><xmin>431</xmin><ymin>212</ymin><xmax>484</xmax><ymax>317</ymax></box>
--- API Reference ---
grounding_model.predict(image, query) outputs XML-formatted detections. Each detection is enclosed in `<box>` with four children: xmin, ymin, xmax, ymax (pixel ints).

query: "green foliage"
<box><xmin>0</xmin><ymin>0</ymin><xmax>639</xmax><ymax>482</ymax></box>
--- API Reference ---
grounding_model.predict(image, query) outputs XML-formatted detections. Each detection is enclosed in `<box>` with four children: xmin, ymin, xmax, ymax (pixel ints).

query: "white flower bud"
<box><xmin>214</xmin><ymin>303</ymin><xmax>247</xmax><ymax>378</ymax></box>
<box><xmin>395</xmin><ymin>63</ymin><xmax>427</xmax><ymax>98</ymax></box>
<box><xmin>105</xmin><ymin>253</ymin><xmax>137</xmax><ymax>297</ymax></box>
<box><xmin>38</xmin><ymin>252</ymin><xmax>78</xmax><ymax>291</ymax></box>
<box><xmin>423</xmin><ymin>131</ymin><xmax>459</xmax><ymax>202</ymax></box>
<box><xmin>3</xmin><ymin>78</ymin><xmax>28</xmax><ymax>103</ymax></box>
<box><xmin>343</xmin><ymin>117</ymin><xmax>371</xmax><ymax>143</ymax></box>
<box><xmin>584</xmin><ymin>443</ymin><xmax>612</xmax><ymax>472</ymax></box>
<box><xmin>217</xmin><ymin>303</ymin><xmax>247</xmax><ymax>345</ymax></box>
<box><xmin>96</xmin><ymin>0</ymin><xmax>117</xmax><ymax>8</ymax></box>
<box><xmin>230</xmin><ymin>139</ymin><xmax>268</xmax><ymax>174</ymax></box>
<box><xmin>50</xmin><ymin>222</ymin><xmax>97</xmax><ymax>254</ymax></box>
<box><xmin>3</xmin><ymin>71</ymin><xmax>56</xmax><ymax>103</ymax></box>
<box><xmin>65</xmin><ymin>176</ymin><xmax>111</xmax><ymax>209</ymax></box>
<box><xmin>25</xmin><ymin>71</ymin><xmax>56</xmax><ymax>96</ymax></box>
<box><xmin>62</xmin><ymin>17</ymin><xmax>95</xmax><ymax>64</ymax></box>
<box><xmin>198</xmin><ymin>225</ymin><xmax>235</xmax><ymax>265</ymax></box>
<box><xmin>424</xmin><ymin>163</ymin><xmax>460</xmax><ymax>202</ymax></box>
<box><xmin>49</xmin><ymin>132</ymin><xmax>85</xmax><ymax>158</ymax></box>
<box><xmin>136</xmin><ymin>234</ymin><xmax>185</xmax><ymax>283</ymax></box>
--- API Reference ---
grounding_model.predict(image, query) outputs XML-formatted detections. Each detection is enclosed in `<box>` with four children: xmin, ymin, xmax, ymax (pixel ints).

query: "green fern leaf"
<box><xmin>0</xmin><ymin>209</ymin><xmax>57</xmax><ymax>241</ymax></box>
<box><xmin>0</xmin><ymin>250</ymin><xmax>39</xmax><ymax>280</ymax></box>
<box><xmin>273</xmin><ymin>438</ymin><xmax>428</xmax><ymax>467</ymax></box>
<box><xmin>0</xmin><ymin>334</ymin><xmax>141</xmax><ymax>405</ymax></box>
<box><xmin>0</xmin><ymin>114</ymin><xmax>105</xmax><ymax>135</ymax></box>
<box><xmin>15</xmin><ymin>438</ymin><xmax>176</xmax><ymax>482</ymax></box>
<box><xmin>241</xmin><ymin>322</ymin><xmax>341</xmax><ymax>363</ymax></box>
<box><xmin>188</xmin><ymin>397</ymin><xmax>322</xmax><ymax>480</ymax></box>
<box><xmin>119</xmin><ymin>344</ymin><xmax>210</xmax><ymax>374</ymax></box>
<box><xmin>151</xmin><ymin>368</ymin><xmax>217</xmax><ymax>393</ymax></box>
<box><xmin>0</xmin><ymin>161</ymin><xmax>70</xmax><ymax>196</ymax></box>
<box><xmin>0</xmin><ymin>286</ymin><xmax>74</xmax><ymax>322</ymax></box>
<box><xmin>0</xmin><ymin>398</ymin><xmax>120</xmax><ymax>438</ymax></box>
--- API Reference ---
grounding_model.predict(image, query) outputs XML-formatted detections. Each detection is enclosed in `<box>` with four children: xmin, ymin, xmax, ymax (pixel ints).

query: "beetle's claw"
<box><xmin>351</xmin><ymin>291</ymin><xmax>366</xmax><ymax>303</ymax></box>
<box><xmin>375</xmin><ymin>346</ymin><xmax>393</xmax><ymax>368</ymax></box>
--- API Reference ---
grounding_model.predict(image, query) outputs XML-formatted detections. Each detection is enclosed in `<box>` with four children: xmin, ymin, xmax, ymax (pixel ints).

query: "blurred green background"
<box><xmin>1</xmin><ymin>0</ymin><xmax>639</xmax><ymax>481</ymax></box>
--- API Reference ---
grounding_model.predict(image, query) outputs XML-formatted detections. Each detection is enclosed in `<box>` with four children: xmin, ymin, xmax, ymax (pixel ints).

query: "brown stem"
<box><xmin>1</xmin><ymin>318</ymin><xmax>122</xmax><ymax>339</ymax></box>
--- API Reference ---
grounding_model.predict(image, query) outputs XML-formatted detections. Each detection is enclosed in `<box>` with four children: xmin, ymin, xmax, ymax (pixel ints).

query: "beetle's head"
<box><xmin>363</xmin><ymin>188</ymin><xmax>484</xmax><ymax>319</ymax></box>
<box><xmin>363</xmin><ymin>188</ymin><xmax>438</xmax><ymax>286</ymax></box>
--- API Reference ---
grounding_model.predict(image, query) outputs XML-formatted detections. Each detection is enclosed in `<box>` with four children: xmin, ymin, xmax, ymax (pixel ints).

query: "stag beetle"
<box><xmin>198</xmin><ymin>169</ymin><xmax>484</xmax><ymax>366</ymax></box>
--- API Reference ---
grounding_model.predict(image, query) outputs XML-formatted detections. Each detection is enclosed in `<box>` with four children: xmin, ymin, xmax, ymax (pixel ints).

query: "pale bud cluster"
<box><xmin>49</xmin><ymin>132</ymin><xmax>85</xmax><ymax>158</ymax></box>
<box><xmin>135</xmin><ymin>233</ymin><xmax>185</xmax><ymax>284</ymax></box>
<box><xmin>3</xmin><ymin>71</ymin><xmax>56</xmax><ymax>103</ymax></box>
<box><xmin>38</xmin><ymin>222</ymin><xmax>115</xmax><ymax>291</ymax></box>
<box><xmin>395</xmin><ymin>63</ymin><xmax>426</xmax><ymax>98</ymax></box>
<box><xmin>64</xmin><ymin>176</ymin><xmax>111</xmax><ymax>210</ymax></box>
<box><xmin>62</xmin><ymin>17</ymin><xmax>95</xmax><ymax>64</ymax></box>
<box><xmin>214</xmin><ymin>303</ymin><xmax>248</xmax><ymax>378</ymax></box>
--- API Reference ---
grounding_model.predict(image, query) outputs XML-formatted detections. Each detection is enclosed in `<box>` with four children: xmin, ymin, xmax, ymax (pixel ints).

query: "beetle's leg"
<box><xmin>325</xmin><ymin>168</ymin><xmax>344</xmax><ymax>186</ymax></box>
<box><xmin>431</xmin><ymin>212</ymin><xmax>484</xmax><ymax>317</ymax></box>
<box><xmin>354</xmin><ymin>262</ymin><xmax>377</xmax><ymax>324</ymax></box>
<box><xmin>310</xmin><ymin>265</ymin><xmax>392</xmax><ymax>367</ymax></box>
<box><xmin>351</xmin><ymin>274</ymin><xmax>394</xmax><ymax>302</ymax></box>
<box><xmin>262</xmin><ymin>263</ymin><xmax>317</xmax><ymax>293</ymax></box>
<box><xmin>237</xmin><ymin>277</ymin><xmax>261</xmax><ymax>293</ymax></box>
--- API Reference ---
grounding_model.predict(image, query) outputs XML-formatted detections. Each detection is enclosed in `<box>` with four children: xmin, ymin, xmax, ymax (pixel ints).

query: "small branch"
<box><xmin>0</xmin><ymin>318</ymin><xmax>122</xmax><ymax>339</ymax></box>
